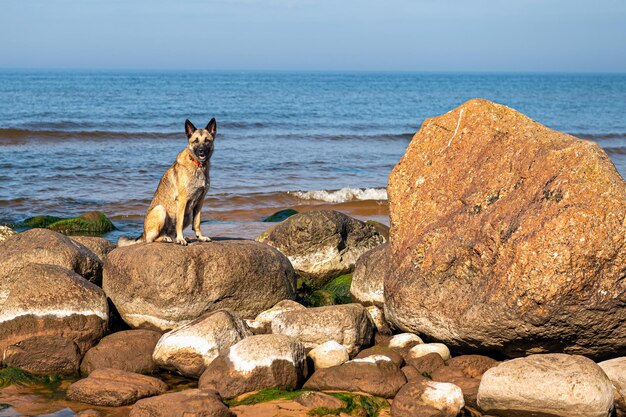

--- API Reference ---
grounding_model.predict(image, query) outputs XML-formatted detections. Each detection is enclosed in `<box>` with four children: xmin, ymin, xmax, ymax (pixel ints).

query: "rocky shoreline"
<box><xmin>1</xmin><ymin>99</ymin><xmax>625</xmax><ymax>417</ymax></box>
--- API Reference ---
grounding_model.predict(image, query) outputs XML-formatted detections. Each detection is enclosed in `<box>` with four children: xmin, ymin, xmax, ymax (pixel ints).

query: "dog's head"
<box><xmin>185</xmin><ymin>118</ymin><xmax>216</xmax><ymax>165</ymax></box>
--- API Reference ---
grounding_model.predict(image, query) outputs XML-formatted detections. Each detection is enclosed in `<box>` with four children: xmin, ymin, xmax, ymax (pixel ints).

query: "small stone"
<box><xmin>407</xmin><ymin>343</ymin><xmax>451</xmax><ymax>361</ymax></box>
<box><xmin>296</xmin><ymin>391</ymin><xmax>346</xmax><ymax>410</ymax></box>
<box><xmin>385</xmin><ymin>333</ymin><xmax>423</xmax><ymax>357</ymax></box>
<box><xmin>392</xmin><ymin>380</ymin><xmax>465</xmax><ymax>417</ymax></box>
<box><xmin>355</xmin><ymin>345</ymin><xmax>404</xmax><ymax>367</ymax></box>
<box><xmin>130</xmin><ymin>389</ymin><xmax>234</xmax><ymax>417</ymax></box>
<box><xmin>308</xmin><ymin>340</ymin><xmax>350</xmax><ymax>369</ymax></box>
<box><xmin>406</xmin><ymin>352</ymin><xmax>445</xmax><ymax>376</ymax></box>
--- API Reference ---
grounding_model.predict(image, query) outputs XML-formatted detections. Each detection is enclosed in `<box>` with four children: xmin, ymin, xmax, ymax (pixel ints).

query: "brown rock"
<box><xmin>401</xmin><ymin>365</ymin><xmax>428</xmax><ymax>381</ymax></box>
<box><xmin>351</xmin><ymin>243</ymin><xmax>389</xmax><ymax>307</ymax></box>
<box><xmin>303</xmin><ymin>357</ymin><xmax>407</xmax><ymax>398</ymax></box>
<box><xmin>103</xmin><ymin>240</ymin><xmax>297</xmax><ymax>331</ymax></box>
<box><xmin>3</xmin><ymin>335</ymin><xmax>81</xmax><ymax>375</ymax></box>
<box><xmin>198</xmin><ymin>334</ymin><xmax>307</xmax><ymax>399</ymax></box>
<box><xmin>130</xmin><ymin>389</ymin><xmax>234</xmax><ymax>417</ymax></box>
<box><xmin>80</xmin><ymin>329</ymin><xmax>162</xmax><ymax>376</ymax></box>
<box><xmin>257</xmin><ymin>210</ymin><xmax>384</xmax><ymax>288</ymax></box>
<box><xmin>599</xmin><ymin>357</ymin><xmax>626</xmax><ymax>417</ymax></box>
<box><xmin>392</xmin><ymin>380</ymin><xmax>464</xmax><ymax>417</ymax></box>
<box><xmin>0</xmin><ymin>263</ymin><xmax>108</xmax><ymax>366</ymax></box>
<box><xmin>383</xmin><ymin>333</ymin><xmax>424</xmax><ymax>358</ymax></box>
<box><xmin>70</xmin><ymin>236</ymin><xmax>116</xmax><ymax>263</ymax></box>
<box><xmin>77</xmin><ymin>410</ymin><xmax>102</xmax><ymax>417</ymax></box>
<box><xmin>406</xmin><ymin>352</ymin><xmax>445</xmax><ymax>376</ymax></box>
<box><xmin>355</xmin><ymin>345</ymin><xmax>404</xmax><ymax>367</ymax></box>
<box><xmin>0</xmin><ymin>228</ymin><xmax>102</xmax><ymax>283</ymax></box>
<box><xmin>67</xmin><ymin>368</ymin><xmax>168</xmax><ymax>407</ymax></box>
<box><xmin>445</xmin><ymin>354</ymin><xmax>499</xmax><ymax>379</ymax></box>
<box><xmin>271</xmin><ymin>303</ymin><xmax>374</xmax><ymax>356</ymax></box>
<box><xmin>385</xmin><ymin>98</ymin><xmax>626</xmax><ymax>358</ymax></box>
<box><xmin>0</xmin><ymin>225</ymin><xmax>16</xmax><ymax>242</ymax></box>
<box><xmin>296</xmin><ymin>391</ymin><xmax>346</xmax><ymax>410</ymax></box>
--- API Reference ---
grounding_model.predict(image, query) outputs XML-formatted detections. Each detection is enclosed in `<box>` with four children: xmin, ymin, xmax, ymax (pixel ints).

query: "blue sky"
<box><xmin>1</xmin><ymin>0</ymin><xmax>625</xmax><ymax>72</ymax></box>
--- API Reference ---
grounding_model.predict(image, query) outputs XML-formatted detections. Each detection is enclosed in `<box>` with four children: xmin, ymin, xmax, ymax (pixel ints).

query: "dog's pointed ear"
<box><xmin>185</xmin><ymin>119</ymin><xmax>196</xmax><ymax>138</ymax></box>
<box><xmin>206</xmin><ymin>118</ymin><xmax>217</xmax><ymax>135</ymax></box>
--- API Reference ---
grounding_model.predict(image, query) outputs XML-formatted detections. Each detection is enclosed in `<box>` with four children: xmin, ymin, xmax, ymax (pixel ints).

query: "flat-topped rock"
<box><xmin>153</xmin><ymin>309</ymin><xmax>251</xmax><ymax>378</ymax></box>
<box><xmin>67</xmin><ymin>368</ymin><xmax>168</xmax><ymax>407</ymax></box>
<box><xmin>271</xmin><ymin>303</ymin><xmax>374</xmax><ymax>356</ymax></box>
<box><xmin>257</xmin><ymin>210</ymin><xmax>384</xmax><ymax>288</ymax></box>
<box><xmin>103</xmin><ymin>240</ymin><xmax>297</xmax><ymax>331</ymax></box>
<box><xmin>80</xmin><ymin>329</ymin><xmax>162</xmax><ymax>375</ymax></box>
<box><xmin>385</xmin><ymin>99</ymin><xmax>626</xmax><ymax>358</ymax></box>
<box><xmin>0</xmin><ymin>263</ymin><xmax>107</xmax><ymax>373</ymax></box>
<box><xmin>199</xmin><ymin>334</ymin><xmax>307</xmax><ymax>399</ymax></box>
<box><xmin>130</xmin><ymin>389</ymin><xmax>234</xmax><ymax>417</ymax></box>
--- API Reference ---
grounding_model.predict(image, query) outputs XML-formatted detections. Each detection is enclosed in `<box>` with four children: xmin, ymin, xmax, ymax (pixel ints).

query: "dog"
<box><xmin>118</xmin><ymin>118</ymin><xmax>216</xmax><ymax>247</ymax></box>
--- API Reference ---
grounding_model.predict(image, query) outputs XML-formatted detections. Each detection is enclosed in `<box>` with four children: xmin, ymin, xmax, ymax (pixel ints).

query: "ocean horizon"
<box><xmin>1</xmin><ymin>70</ymin><xmax>625</xmax><ymax>241</ymax></box>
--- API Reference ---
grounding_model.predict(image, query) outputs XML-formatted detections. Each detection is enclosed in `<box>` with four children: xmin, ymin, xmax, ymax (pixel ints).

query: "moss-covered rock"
<box><xmin>304</xmin><ymin>274</ymin><xmax>353</xmax><ymax>307</ymax></box>
<box><xmin>263</xmin><ymin>209</ymin><xmax>298</xmax><ymax>222</ymax></box>
<box><xmin>21</xmin><ymin>211</ymin><xmax>116</xmax><ymax>235</ymax></box>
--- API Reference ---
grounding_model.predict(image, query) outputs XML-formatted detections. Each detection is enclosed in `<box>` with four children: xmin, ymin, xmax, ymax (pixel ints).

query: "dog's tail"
<box><xmin>117</xmin><ymin>234</ymin><xmax>144</xmax><ymax>247</ymax></box>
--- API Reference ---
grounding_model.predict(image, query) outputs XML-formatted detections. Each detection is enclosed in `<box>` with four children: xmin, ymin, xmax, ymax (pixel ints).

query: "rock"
<box><xmin>305</xmin><ymin>274</ymin><xmax>353</xmax><ymax>307</ymax></box>
<box><xmin>198</xmin><ymin>334</ymin><xmax>307</xmax><ymax>399</ymax></box>
<box><xmin>431</xmin><ymin>366</ymin><xmax>481</xmax><ymax>408</ymax></box>
<box><xmin>0</xmin><ymin>225</ymin><xmax>16</xmax><ymax>242</ymax></box>
<box><xmin>406</xmin><ymin>352</ymin><xmax>445</xmax><ymax>376</ymax></box>
<box><xmin>384</xmin><ymin>333</ymin><xmax>424</xmax><ymax>357</ymax></box>
<box><xmin>33</xmin><ymin>211</ymin><xmax>116</xmax><ymax>235</ymax></box>
<box><xmin>70</xmin><ymin>236</ymin><xmax>116</xmax><ymax>263</ymax></box>
<box><xmin>0</xmin><ymin>228</ymin><xmax>102</xmax><ymax>283</ymax></box>
<box><xmin>303</xmin><ymin>356</ymin><xmax>407</xmax><ymax>398</ymax></box>
<box><xmin>599</xmin><ymin>357</ymin><xmax>626</xmax><ymax>416</ymax></box>
<box><xmin>257</xmin><ymin>210</ymin><xmax>384</xmax><ymax>288</ymax></box>
<box><xmin>263</xmin><ymin>208</ymin><xmax>298</xmax><ymax>222</ymax></box>
<box><xmin>248</xmin><ymin>300</ymin><xmax>306</xmax><ymax>334</ymax></box>
<box><xmin>355</xmin><ymin>345</ymin><xmax>404</xmax><ymax>367</ymax></box>
<box><xmin>271</xmin><ymin>303</ymin><xmax>374</xmax><ymax>356</ymax></box>
<box><xmin>103</xmin><ymin>240</ymin><xmax>297</xmax><ymax>331</ymax></box>
<box><xmin>477</xmin><ymin>353</ymin><xmax>614</xmax><ymax>417</ymax></box>
<box><xmin>130</xmin><ymin>389</ymin><xmax>234</xmax><ymax>417</ymax></box>
<box><xmin>365</xmin><ymin>220</ymin><xmax>390</xmax><ymax>241</ymax></box>
<box><xmin>401</xmin><ymin>365</ymin><xmax>428</xmax><ymax>381</ymax></box>
<box><xmin>407</xmin><ymin>343</ymin><xmax>451</xmax><ymax>361</ymax></box>
<box><xmin>392</xmin><ymin>380</ymin><xmax>465</xmax><ymax>417</ymax></box>
<box><xmin>80</xmin><ymin>329</ymin><xmax>162</xmax><ymax>376</ymax></box>
<box><xmin>0</xmin><ymin>263</ymin><xmax>108</xmax><ymax>369</ymax></box>
<box><xmin>77</xmin><ymin>410</ymin><xmax>102</xmax><ymax>417</ymax></box>
<box><xmin>366</xmin><ymin>305</ymin><xmax>392</xmax><ymax>335</ymax></box>
<box><xmin>153</xmin><ymin>309</ymin><xmax>251</xmax><ymax>378</ymax></box>
<box><xmin>446</xmin><ymin>355</ymin><xmax>499</xmax><ymax>379</ymax></box>
<box><xmin>66</xmin><ymin>368</ymin><xmax>168</xmax><ymax>407</ymax></box>
<box><xmin>385</xmin><ymin>99</ymin><xmax>626</xmax><ymax>358</ymax></box>
<box><xmin>3</xmin><ymin>335</ymin><xmax>81</xmax><ymax>375</ymax></box>
<box><xmin>308</xmin><ymin>340</ymin><xmax>350</xmax><ymax>369</ymax></box>
<box><xmin>296</xmin><ymin>391</ymin><xmax>346</xmax><ymax>410</ymax></box>
<box><xmin>350</xmin><ymin>243</ymin><xmax>388</xmax><ymax>307</ymax></box>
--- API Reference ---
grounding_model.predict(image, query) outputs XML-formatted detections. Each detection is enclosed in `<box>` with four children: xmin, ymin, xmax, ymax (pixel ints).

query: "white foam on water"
<box><xmin>290</xmin><ymin>187</ymin><xmax>388</xmax><ymax>203</ymax></box>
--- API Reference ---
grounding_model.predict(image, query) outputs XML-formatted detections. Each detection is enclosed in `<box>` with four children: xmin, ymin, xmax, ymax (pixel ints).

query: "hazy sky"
<box><xmin>1</xmin><ymin>0</ymin><xmax>625</xmax><ymax>72</ymax></box>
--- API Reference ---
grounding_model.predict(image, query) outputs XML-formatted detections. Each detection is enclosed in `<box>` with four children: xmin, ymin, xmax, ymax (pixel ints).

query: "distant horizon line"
<box><xmin>1</xmin><ymin>67</ymin><xmax>625</xmax><ymax>76</ymax></box>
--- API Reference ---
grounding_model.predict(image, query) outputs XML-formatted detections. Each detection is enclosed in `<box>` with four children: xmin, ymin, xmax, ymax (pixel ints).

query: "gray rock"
<box><xmin>257</xmin><ymin>210</ymin><xmax>384</xmax><ymax>288</ymax></box>
<box><xmin>271</xmin><ymin>303</ymin><xmax>374</xmax><ymax>356</ymax></box>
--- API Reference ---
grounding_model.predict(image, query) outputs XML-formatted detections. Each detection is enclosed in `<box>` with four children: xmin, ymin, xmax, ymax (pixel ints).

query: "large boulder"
<box><xmin>599</xmin><ymin>357</ymin><xmax>626</xmax><ymax>416</ymax></box>
<box><xmin>350</xmin><ymin>243</ymin><xmax>388</xmax><ymax>307</ymax></box>
<box><xmin>67</xmin><ymin>368</ymin><xmax>168</xmax><ymax>407</ymax></box>
<box><xmin>257</xmin><ymin>210</ymin><xmax>384</xmax><ymax>288</ymax></box>
<box><xmin>152</xmin><ymin>309</ymin><xmax>251</xmax><ymax>378</ymax></box>
<box><xmin>303</xmin><ymin>355</ymin><xmax>407</xmax><ymax>398</ymax></box>
<box><xmin>3</xmin><ymin>335</ymin><xmax>81</xmax><ymax>375</ymax></box>
<box><xmin>477</xmin><ymin>354</ymin><xmax>614</xmax><ymax>417</ymax></box>
<box><xmin>0</xmin><ymin>228</ymin><xmax>102</xmax><ymax>283</ymax></box>
<box><xmin>271</xmin><ymin>303</ymin><xmax>374</xmax><ymax>356</ymax></box>
<box><xmin>103</xmin><ymin>240</ymin><xmax>297</xmax><ymax>331</ymax></box>
<box><xmin>198</xmin><ymin>334</ymin><xmax>307</xmax><ymax>399</ymax></box>
<box><xmin>0</xmin><ymin>263</ymin><xmax>108</xmax><ymax>372</ymax></box>
<box><xmin>385</xmin><ymin>98</ymin><xmax>626</xmax><ymax>358</ymax></box>
<box><xmin>80</xmin><ymin>330</ymin><xmax>163</xmax><ymax>375</ymax></box>
<box><xmin>130</xmin><ymin>389</ymin><xmax>234</xmax><ymax>417</ymax></box>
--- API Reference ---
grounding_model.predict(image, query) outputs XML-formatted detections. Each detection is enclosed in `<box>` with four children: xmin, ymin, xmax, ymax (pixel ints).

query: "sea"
<box><xmin>0</xmin><ymin>71</ymin><xmax>625</xmax><ymax>241</ymax></box>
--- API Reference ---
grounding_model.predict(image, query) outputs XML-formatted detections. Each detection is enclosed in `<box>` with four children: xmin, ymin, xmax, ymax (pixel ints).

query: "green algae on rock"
<box><xmin>263</xmin><ymin>209</ymin><xmax>298</xmax><ymax>222</ymax></box>
<box><xmin>304</xmin><ymin>274</ymin><xmax>353</xmax><ymax>307</ymax></box>
<box><xmin>22</xmin><ymin>211</ymin><xmax>116</xmax><ymax>235</ymax></box>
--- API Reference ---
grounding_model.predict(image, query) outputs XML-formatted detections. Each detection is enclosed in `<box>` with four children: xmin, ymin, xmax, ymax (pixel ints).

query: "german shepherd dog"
<box><xmin>118</xmin><ymin>118</ymin><xmax>216</xmax><ymax>247</ymax></box>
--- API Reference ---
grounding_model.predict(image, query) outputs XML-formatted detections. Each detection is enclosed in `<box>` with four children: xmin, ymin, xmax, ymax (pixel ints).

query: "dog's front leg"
<box><xmin>193</xmin><ymin>203</ymin><xmax>211</xmax><ymax>242</ymax></box>
<box><xmin>175</xmin><ymin>198</ymin><xmax>188</xmax><ymax>246</ymax></box>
